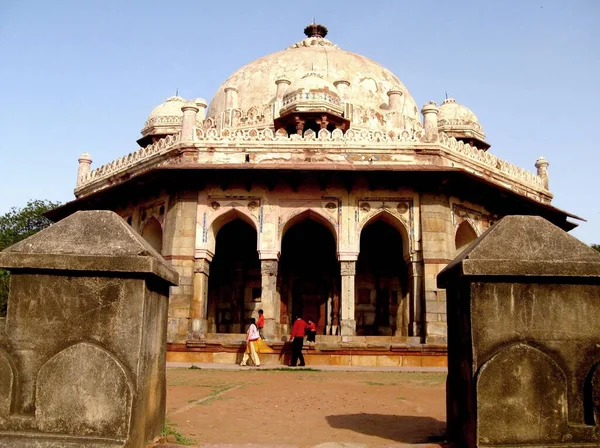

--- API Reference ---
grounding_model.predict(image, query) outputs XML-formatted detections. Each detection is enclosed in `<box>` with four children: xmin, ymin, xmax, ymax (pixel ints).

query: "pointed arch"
<box><xmin>358</xmin><ymin>209</ymin><xmax>410</xmax><ymax>259</ymax></box>
<box><xmin>141</xmin><ymin>217</ymin><xmax>163</xmax><ymax>254</ymax></box>
<box><xmin>455</xmin><ymin>220</ymin><xmax>478</xmax><ymax>255</ymax></box>
<box><xmin>356</xmin><ymin>211</ymin><xmax>410</xmax><ymax>336</ymax></box>
<box><xmin>206</xmin><ymin>207</ymin><xmax>259</xmax><ymax>255</ymax></box>
<box><xmin>279</xmin><ymin>208</ymin><xmax>338</xmax><ymax>253</ymax></box>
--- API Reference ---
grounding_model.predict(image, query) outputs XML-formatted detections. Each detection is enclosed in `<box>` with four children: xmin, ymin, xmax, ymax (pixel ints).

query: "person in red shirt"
<box><xmin>256</xmin><ymin>309</ymin><xmax>265</xmax><ymax>339</ymax></box>
<box><xmin>306</xmin><ymin>318</ymin><xmax>317</xmax><ymax>344</ymax></box>
<box><xmin>289</xmin><ymin>316</ymin><xmax>307</xmax><ymax>367</ymax></box>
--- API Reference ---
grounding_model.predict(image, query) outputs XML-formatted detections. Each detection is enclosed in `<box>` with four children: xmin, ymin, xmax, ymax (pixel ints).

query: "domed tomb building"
<box><xmin>51</xmin><ymin>24</ymin><xmax>579</xmax><ymax>364</ymax></box>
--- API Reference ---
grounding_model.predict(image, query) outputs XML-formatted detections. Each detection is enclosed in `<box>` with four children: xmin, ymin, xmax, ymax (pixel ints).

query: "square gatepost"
<box><xmin>0</xmin><ymin>211</ymin><xmax>178</xmax><ymax>448</ymax></box>
<box><xmin>438</xmin><ymin>215</ymin><xmax>600</xmax><ymax>448</ymax></box>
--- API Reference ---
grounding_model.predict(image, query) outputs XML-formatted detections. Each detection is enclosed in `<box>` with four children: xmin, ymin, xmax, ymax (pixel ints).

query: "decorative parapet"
<box><xmin>75</xmin><ymin>128</ymin><xmax>546</xmax><ymax>199</ymax></box>
<box><xmin>438</xmin><ymin>133</ymin><xmax>545</xmax><ymax>189</ymax></box>
<box><xmin>77</xmin><ymin>134</ymin><xmax>180</xmax><ymax>187</ymax></box>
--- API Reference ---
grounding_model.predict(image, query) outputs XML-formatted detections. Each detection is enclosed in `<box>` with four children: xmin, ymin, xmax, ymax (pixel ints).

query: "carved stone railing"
<box><xmin>76</xmin><ymin>127</ymin><xmax>545</xmax><ymax>194</ymax></box>
<box><xmin>438</xmin><ymin>133</ymin><xmax>545</xmax><ymax>189</ymax></box>
<box><xmin>78</xmin><ymin>134</ymin><xmax>180</xmax><ymax>187</ymax></box>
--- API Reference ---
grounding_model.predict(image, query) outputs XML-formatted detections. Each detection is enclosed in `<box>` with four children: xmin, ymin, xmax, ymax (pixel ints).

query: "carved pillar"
<box><xmin>77</xmin><ymin>153</ymin><xmax>92</xmax><ymax>186</ymax></box>
<box><xmin>191</xmin><ymin>258</ymin><xmax>210</xmax><ymax>336</ymax></box>
<box><xmin>535</xmin><ymin>157</ymin><xmax>550</xmax><ymax>189</ymax></box>
<box><xmin>340</xmin><ymin>261</ymin><xmax>356</xmax><ymax>336</ymax></box>
<box><xmin>407</xmin><ymin>259</ymin><xmax>424</xmax><ymax>337</ymax></box>
<box><xmin>294</xmin><ymin>116</ymin><xmax>305</xmax><ymax>135</ymax></box>
<box><xmin>260</xmin><ymin>259</ymin><xmax>279</xmax><ymax>339</ymax></box>
<box><xmin>181</xmin><ymin>102</ymin><xmax>199</xmax><ymax>142</ymax></box>
<box><xmin>421</xmin><ymin>101</ymin><xmax>439</xmax><ymax>143</ymax></box>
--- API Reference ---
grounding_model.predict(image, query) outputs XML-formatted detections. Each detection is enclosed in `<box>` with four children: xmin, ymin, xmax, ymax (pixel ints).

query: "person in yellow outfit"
<box><xmin>240</xmin><ymin>317</ymin><xmax>261</xmax><ymax>367</ymax></box>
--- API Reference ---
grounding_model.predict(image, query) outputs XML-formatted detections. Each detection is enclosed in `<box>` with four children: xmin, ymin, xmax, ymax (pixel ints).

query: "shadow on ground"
<box><xmin>326</xmin><ymin>413</ymin><xmax>446</xmax><ymax>443</ymax></box>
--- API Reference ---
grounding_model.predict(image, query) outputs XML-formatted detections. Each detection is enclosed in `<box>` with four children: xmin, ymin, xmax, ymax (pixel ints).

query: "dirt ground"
<box><xmin>165</xmin><ymin>368</ymin><xmax>446</xmax><ymax>446</ymax></box>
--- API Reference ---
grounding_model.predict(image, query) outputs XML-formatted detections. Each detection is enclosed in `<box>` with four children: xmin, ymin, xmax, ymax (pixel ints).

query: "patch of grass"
<box><xmin>364</xmin><ymin>381</ymin><xmax>386</xmax><ymax>386</ymax></box>
<box><xmin>162</xmin><ymin>421</ymin><xmax>194</xmax><ymax>445</ymax></box>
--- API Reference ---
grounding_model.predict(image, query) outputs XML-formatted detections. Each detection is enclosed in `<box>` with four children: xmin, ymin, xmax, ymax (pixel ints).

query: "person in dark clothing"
<box><xmin>289</xmin><ymin>316</ymin><xmax>307</xmax><ymax>367</ymax></box>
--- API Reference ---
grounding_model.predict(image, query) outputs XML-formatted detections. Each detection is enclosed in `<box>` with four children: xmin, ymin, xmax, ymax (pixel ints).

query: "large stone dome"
<box><xmin>207</xmin><ymin>25</ymin><xmax>420</xmax><ymax>131</ymax></box>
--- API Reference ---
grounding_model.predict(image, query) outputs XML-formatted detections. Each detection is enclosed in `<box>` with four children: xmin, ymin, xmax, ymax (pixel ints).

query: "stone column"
<box><xmin>421</xmin><ymin>101</ymin><xmax>439</xmax><ymax>143</ymax></box>
<box><xmin>77</xmin><ymin>152</ymin><xmax>92</xmax><ymax>186</ymax></box>
<box><xmin>181</xmin><ymin>102</ymin><xmax>199</xmax><ymax>142</ymax></box>
<box><xmin>191</xmin><ymin>257</ymin><xmax>210</xmax><ymax>337</ymax></box>
<box><xmin>387</xmin><ymin>87</ymin><xmax>405</xmax><ymax>129</ymax></box>
<box><xmin>535</xmin><ymin>156</ymin><xmax>550</xmax><ymax>189</ymax></box>
<box><xmin>260</xmin><ymin>259</ymin><xmax>279</xmax><ymax>339</ymax></box>
<box><xmin>334</xmin><ymin>79</ymin><xmax>350</xmax><ymax>102</ymax></box>
<box><xmin>195</xmin><ymin>98</ymin><xmax>208</xmax><ymax>121</ymax></box>
<box><xmin>407</xmin><ymin>259</ymin><xmax>424</xmax><ymax>337</ymax></box>
<box><xmin>224</xmin><ymin>86</ymin><xmax>239</xmax><ymax>109</ymax></box>
<box><xmin>340</xmin><ymin>260</ymin><xmax>356</xmax><ymax>336</ymax></box>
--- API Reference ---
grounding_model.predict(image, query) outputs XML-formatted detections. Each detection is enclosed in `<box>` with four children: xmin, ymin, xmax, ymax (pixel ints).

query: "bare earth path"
<box><xmin>165</xmin><ymin>368</ymin><xmax>446</xmax><ymax>447</ymax></box>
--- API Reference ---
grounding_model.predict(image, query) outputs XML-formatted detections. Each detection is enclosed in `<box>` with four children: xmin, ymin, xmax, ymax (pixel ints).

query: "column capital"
<box><xmin>261</xmin><ymin>259</ymin><xmax>278</xmax><ymax>276</ymax></box>
<box><xmin>194</xmin><ymin>249</ymin><xmax>214</xmax><ymax>262</ymax></box>
<box><xmin>258</xmin><ymin>249</ymin><xmax>280</xmax><ymax>260</ymax></box>
<box><xmin>340</xmin><ymin>260</ymin><xmax>356</xmax><ymax>276</ymax></box>
<box><xmin>194</xmin><ymin>258</ymin><xmax>210</xmax><ymax>275</ymax></box>
<box><xmin>337</xmin><ymin>251</ymin><xmax>358</xmax><ymax>262</ymax></box>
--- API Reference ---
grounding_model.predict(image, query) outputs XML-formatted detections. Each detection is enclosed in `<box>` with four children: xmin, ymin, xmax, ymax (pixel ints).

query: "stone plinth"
<box><xmin>438</xmin><ymin>215</ymin><xmax>600</xmax><ymax>448</ymax></box>
<box><xmin>0</xmin><ymin>211</ymin><xmax>178</xmax><ymax>448</ymax></box>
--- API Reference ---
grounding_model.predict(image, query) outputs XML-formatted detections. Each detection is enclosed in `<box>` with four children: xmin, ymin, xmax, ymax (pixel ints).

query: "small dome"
<box><xmin>141</xmin><ymin>96</ymin><xmax>186</xmax><ymax>137</ymax></box>
<box><xmin>437</xmin><ymin>98</ymin><xmax>489</xmax><ymax>148</ymax></box>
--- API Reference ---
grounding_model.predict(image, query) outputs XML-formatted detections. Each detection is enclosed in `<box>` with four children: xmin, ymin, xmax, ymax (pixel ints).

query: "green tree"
<box><xmin>593</xmin><ymin>244</ymin><xmax>600</xmax><ymax>253</ymax></box>
<box><xmin>0</xmin><ymin>199</ymin><xmax>60</xmax><ymax>316</ymax></box>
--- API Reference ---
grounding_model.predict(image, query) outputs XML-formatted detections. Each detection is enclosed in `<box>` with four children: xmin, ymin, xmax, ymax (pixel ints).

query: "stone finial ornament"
<box><xmin>224</xmin><ymin>86</ymin><xmax>239</xmax><ymax>109</ymax></box>
<box><xmin>535</xmin><ymin>156</ymin><xmax>550</xmax><ymax>189</ymax></box>
<box><xmin>77</xmin><ymin>152</ymin><xmax>93</xmax><ymax>186</ymax></box>
<box><xmin>387</xmin><ymin>87</ymin><xmax>403</xmax><ymax>110</ymax></box>
<box><xmin>421</xmin><ymin>101</ymin><xmax>439</xmax><ymax>143</ymax></box>
<box><xmin>181</xmin><ymin>101</ymin><xmax>200</xmax><ymax>142</ymax></box>
<box><xmin>304</xmin><ymin>23</ymin><xmax>328</xmax><ymax>38</ymax></box>
<box><xmin>195</xmin><ymin>97</ymin><xmax>208</xmax><ymax>121</ymax></box>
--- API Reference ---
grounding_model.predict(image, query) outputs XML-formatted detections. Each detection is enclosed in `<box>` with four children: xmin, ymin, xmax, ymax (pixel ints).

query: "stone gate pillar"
<box><xmin>340</xmin><ymin>260</ymin><xmax>356</xmax><ymax>336</ymax></box>
<box><xmin>0</xmin><ymin>210</ymin><xmax>178</xmax><ymax>448</ymax></box>
<box><xmin>191</xmin><ymin>257</ymin><xmax>211</xmax><ymax>337</ymax></box>
<box><xmin>260</xmin><ymin>259</ymin><xmax>279</xmax><ymax>339</ymax></box>
<box><xmin>438</xmin><ymin>215</ymin><xmax>600</xmax><ymax>448</ymax></box>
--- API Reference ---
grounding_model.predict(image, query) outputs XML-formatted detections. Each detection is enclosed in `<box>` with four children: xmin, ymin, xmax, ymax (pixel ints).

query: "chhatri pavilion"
<box><xmin>50</xmin><ymin>24</ymin><xmax>579</xmax><ymax>365</ymax></box>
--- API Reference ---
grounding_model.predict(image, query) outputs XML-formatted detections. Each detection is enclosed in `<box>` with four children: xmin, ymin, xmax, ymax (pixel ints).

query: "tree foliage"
<box><xmin>593</xmin><ymin>244</ymin><xmax>600</xmax><ymax>253</ymax></box>
<box><xmin>0</xmin><ymin>199</ymin><xmax>60</xmax><ymax>316</ymax></box>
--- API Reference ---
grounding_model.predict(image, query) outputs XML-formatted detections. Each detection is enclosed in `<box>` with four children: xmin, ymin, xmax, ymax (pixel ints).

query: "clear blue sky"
<box><xmin>1</xmin><ymin>1</ymin><xmax>598</xmax><ymax>243</ymax></box>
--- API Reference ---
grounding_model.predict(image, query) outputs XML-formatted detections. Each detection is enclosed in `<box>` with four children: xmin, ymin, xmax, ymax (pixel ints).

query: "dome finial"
<box><xmin>304</xmin><ymin>23</ymin><xmax>328</xmax><ymax>38</ymax></box>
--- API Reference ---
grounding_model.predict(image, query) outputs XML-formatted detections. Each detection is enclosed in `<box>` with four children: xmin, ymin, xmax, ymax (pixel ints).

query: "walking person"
<box><xmin>240</xmin><ymin>318</ymin><xmax>261</xmax><ymax>367</ymax></box>
<box><xmin>306</xmin><ymin>318</ymin><xmax>317</xmax><ymax>344</ymax></box>
<box><xmin>257</xmin><ymin>309</ymin><xmax>265</xmax><ymax>340</ymax></box>
<box><xmin>289</xmin><ymin>316</ymin><xmax>307</xmax><ymax>367</ymax></box>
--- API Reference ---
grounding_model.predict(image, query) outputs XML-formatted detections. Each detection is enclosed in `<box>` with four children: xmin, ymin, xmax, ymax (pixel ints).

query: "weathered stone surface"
<box><xmin>438</xmin><ymin>215</ymin><xmax>600</xmax><ymax>448</ymax></box>
<box><xmin>0</xmin><ymin>211</ymin><xmax>178</xmax><ymax>447</ymax></box>
<box><xmin>36</xmin><ymin>342</ymin><xmax>132</xmax><ymax>437</ymax></box>
<box><xmin>477</xmin><ymin>343</ymin><xmax>567</xmax><ymax>445</ymax></box>
<box><xmin>0</xmin><ymin>350</ymin><xmax>14</xmax><ymax>417</ymax></box>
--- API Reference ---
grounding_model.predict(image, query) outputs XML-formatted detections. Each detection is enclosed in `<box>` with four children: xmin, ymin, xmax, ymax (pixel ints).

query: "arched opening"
<box><xmin>278</xmin><ymin>218</ymin><xmax>339</xmax><ymax>335</ymax></box>
<box><xmin>141</xmin><ymin>218</ymin><xmax>163</xmax><ymax>254</ymax></box>
<box><xmin>455</xmin><ymin>221</ymin><xmax>478</xmax><ymax>255</ymax></box>
<box><xmin>207</xmin><ymin>219</ymin><xmax>260</xmax><ymax>333</ymax></box>
<box><xmin>356</xmin><ymin>219</ymin><xmax>409</xmax><ymax>336</ymax></box>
